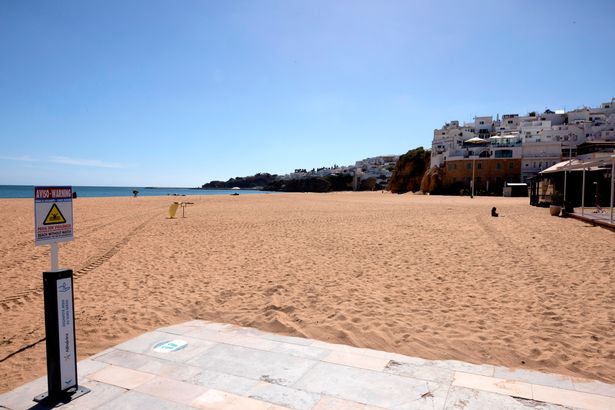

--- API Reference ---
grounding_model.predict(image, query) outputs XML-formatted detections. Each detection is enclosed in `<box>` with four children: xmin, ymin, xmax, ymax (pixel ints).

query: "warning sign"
<box><xmin>44</xmin><ymin>204</ymin><xmax>67</xmax><ymax>225</ymax></box>
<box><xmin>35</xmin><ymin>186</ymin><xmax>74</xmax><ymax>246</ymax></box>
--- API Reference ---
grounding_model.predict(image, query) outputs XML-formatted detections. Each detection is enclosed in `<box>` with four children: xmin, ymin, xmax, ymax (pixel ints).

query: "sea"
<box><xmin>0</xmin><ymin>185</ymin><xmax>270</xmax><ymax>199</ymax></box>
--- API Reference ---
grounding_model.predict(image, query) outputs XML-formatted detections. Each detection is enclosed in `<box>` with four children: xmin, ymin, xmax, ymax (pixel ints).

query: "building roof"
<box><xmin>540</xmin><ymin>156</ymin><xmax>615</xmax><ymax>174</ymax></box>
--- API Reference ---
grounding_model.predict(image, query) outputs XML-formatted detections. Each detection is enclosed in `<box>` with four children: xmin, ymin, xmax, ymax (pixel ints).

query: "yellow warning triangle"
<box><xmin>43</xmin><ymin>203</ymin><xmax>67</xmax><ymax>225</ymax></box>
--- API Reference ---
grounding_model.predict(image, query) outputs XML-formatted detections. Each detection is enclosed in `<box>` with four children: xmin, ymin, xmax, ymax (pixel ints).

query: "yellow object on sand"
<box><xmin>168</xmin><ymin>202</ymin><xmax>179</xmax><ymax>218</ymax></box>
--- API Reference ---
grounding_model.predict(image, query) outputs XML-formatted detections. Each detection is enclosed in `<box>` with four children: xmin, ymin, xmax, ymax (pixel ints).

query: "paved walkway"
<box><xmin>571</xmin><ymin>207</ymin><xmax>615</xmax><ymax>231</ymax></box>
<box><xmin>2</xmin><ymin>320</ymin><xmax>615</xmax><ymax>409</ymax></box>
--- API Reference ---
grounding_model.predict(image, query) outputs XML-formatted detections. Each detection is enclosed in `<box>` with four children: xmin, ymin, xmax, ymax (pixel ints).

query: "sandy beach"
<box><xmin>1</xmin><ymin>192</ymin><xmax>613</xmax><ymax>393</ymax></box>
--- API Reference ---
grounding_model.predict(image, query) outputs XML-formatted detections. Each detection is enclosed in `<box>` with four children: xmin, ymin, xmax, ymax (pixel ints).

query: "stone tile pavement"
<box><xmin>2</xmin><ymin>320</ymin><xmax>614</xmax><ymax>409</ymax></box>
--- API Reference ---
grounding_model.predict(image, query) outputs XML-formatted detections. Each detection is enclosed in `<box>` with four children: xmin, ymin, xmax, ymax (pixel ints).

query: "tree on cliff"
<box><xmin>264</xmin><ymin>174</ymin><xmax>353</xmax><ymax>192</ymax></box>
<box><xmin>202</xmin><ymin>173</ymin><xmax>278</xmax><ymax>189</ymax></box>
<box><xmin>387</xmin><ymin>147</ymin><xmax>431</xmax><ymax>194</ymax></box>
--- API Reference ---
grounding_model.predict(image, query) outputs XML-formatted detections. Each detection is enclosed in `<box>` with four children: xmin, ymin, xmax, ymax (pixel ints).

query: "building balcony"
<box><xmin>491</xmin><ymin>142</ymin><xmax>522</xmax><ymax>148</ymax></box>
<box><xmin>521</xmin><ymin>153</ymin><xmax>561</xmax><ymax>158</ymax></box>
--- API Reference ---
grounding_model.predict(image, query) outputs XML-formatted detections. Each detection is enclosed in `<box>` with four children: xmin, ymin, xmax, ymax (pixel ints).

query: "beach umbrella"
<box><xmin>464</xmin><ymin>137</ymin><xmax>489</xmax><ymax>144</ymax></box>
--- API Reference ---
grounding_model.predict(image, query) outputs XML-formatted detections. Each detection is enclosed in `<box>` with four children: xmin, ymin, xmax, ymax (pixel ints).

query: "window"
<box><xmin>509</xmin><ymin>162</ymin><xmax>514</xmax><ymax>169</ymax></box>
<box><xmin>495</xmin><ymin>150</ymin><xmax>512</xmax><ymax>158</ymax></box>
<box><xmin>507</xmin><ymin>120</ymin><xmax>513</xmax><ymax>124</ymax></box>
<box><xmin>479</xmin><ymin>121</ymin><xmax>485</xmax><ymax>125</ymax></box>
<box><xmin>496</xmin><ymin>163</ymin><xmax>501</xmax><ymax>169</ymax></box>
<box><xmin>477</xmin><ymin>163</ymin><xmax>482</xmax><ymax>169</ymax></box>
<box><xmin>467</xmin><ymin>163</ymin><xmax>472</xmax><ymax>170</ymax></box>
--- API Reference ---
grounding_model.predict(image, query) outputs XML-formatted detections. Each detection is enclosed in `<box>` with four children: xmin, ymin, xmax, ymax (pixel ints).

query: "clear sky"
<box><xmin>1</xmin><ymin>0</ymin><xmax>614</xmax><ymax>187</ymax></box>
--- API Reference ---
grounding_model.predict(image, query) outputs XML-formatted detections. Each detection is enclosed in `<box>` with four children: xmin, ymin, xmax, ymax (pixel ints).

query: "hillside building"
<box><xmin>430</xmin><ymin>99</ymin><xmax>615</xmax><ymax>193</ymax></box>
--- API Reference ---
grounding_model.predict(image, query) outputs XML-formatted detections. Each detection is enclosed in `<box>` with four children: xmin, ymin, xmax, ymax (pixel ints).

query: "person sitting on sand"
<box><xmin>491</xmin><ymin>207</ymin><xmax>498</xmax><ymax>217</ymax></box>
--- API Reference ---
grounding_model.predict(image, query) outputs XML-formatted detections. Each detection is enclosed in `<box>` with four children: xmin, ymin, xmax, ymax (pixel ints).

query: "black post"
<box><xmin>34</xmin><ymin>269</ymin><xmax>90</xmax><ymax>404</ymax></box>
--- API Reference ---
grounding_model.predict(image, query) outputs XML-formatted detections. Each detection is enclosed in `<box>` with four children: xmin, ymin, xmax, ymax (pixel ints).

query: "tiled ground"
<box><xmin>2</xmin><ymin>320</ymin><xmax>615</xmax><ymax>409</ymax></box>
<box><xmin>571</xmin><ymin>207</ymin><xmax>615</xmax><ymax>230</ymax></box>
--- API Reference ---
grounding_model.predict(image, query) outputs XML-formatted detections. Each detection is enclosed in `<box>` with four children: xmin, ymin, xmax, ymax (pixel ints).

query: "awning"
<box><xmin>464</xmin><ymin>137</ymin><xmax>489</xmax><ymax>144</ymax></box>
<box><xmin>540</xmin><ymin>155</ymin><xmax>614</xmax><ymax>174</ymax></box>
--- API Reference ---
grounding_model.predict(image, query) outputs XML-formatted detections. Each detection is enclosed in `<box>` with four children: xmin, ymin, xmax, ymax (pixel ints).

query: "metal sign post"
<box><xmin>33</xmin><ymin>186</ymin><xmax>90</xmax><ymax>405</ymax></box>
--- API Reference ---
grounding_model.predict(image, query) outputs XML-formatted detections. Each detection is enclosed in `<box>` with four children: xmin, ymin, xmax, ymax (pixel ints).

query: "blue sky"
<box><xmin>1</xmin><ymin>0</ymin><xmax>614</xmax><ymax>186</ymax></box>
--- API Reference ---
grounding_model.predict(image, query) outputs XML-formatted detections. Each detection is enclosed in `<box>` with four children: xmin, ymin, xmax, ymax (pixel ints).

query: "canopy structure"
<box><xmin>464</xmin><ymin>137</ymin><xmax>489</xmax><ymax>144</ymax></box>
<box><xmin>557</xmin><ymin>155</ymin><xmax>614</xmax><ymax>171</ymax></box>
<box><xmin>540</xmin><ymin>159</ymin><xmax>603</xmax><ymax>174</ymax></box>
<box><xmin>540</xmin><ymin>154</ymin><xmax>615</xmax><ymax>224</ymax></box>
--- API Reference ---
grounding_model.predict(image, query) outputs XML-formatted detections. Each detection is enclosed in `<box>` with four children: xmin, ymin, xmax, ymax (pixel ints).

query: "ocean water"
<box><xmin>0</xmin><ymin>185</ymin><xmax>270</xmax><ymax>199</ymax></box>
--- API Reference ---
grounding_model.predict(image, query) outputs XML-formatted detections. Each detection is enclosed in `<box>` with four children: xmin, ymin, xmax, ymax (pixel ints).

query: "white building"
<box><xmin>431</xmin><ymin>98</ymin><xmax>615</xmax><ymax>181</ymax></box>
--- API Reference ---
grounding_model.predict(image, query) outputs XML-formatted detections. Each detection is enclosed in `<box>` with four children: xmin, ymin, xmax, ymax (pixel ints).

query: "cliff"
<box><xmin>387</xmin><ymin>147</ymin><xmax>431</xmax><ymax>194</ymax></box>
<box><xmin>202</xmin><ymin>173</ymin><xmax>278</xmax><ymax>189</ymax></box>
<box><xmin>264</xmin><ymin>174</ymin><xmax>353</xmax><ymax>193</ymax></box>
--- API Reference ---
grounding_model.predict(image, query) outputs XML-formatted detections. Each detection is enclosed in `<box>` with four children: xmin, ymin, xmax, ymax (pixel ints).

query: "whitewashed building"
<box><xmin>431</xmin><ymin>99</ymin><xmax>615</xmax><ymax>181</ymax></box>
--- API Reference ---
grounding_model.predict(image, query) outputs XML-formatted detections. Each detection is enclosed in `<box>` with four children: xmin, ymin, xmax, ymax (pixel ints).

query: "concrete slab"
<box><xmin>190</xmin><ymin>389</ymin><xmax>272</xmax><ymax>410</ymax></box>
<box><xmin>443</xmin><ymin>386</ymin><xmax>567</xmax><ymax>410</ymax></box>
<box><xmin>452</xmin><ymin>371</ymin><xmax>533</xmax><ymax>400</ymax></box>
<box><xmin>294</xmin><ymin>361</ymin><xmax>447</xmax><ymax>409</ymax></box>
<box><xmin>532</xmin><ymin>384</ymin><xmax>615</xmax><ymax>410</ymax></box>
<box><xmin>61</xmin><ymin>380</ymin><xmax>127</xmax><ymax>410</ymax></box>
<box><xmin>133</xmin><ymin>376</ymin><xmax>208</xmax><ymax>405</ymax></box>
<box><xmin>322</xmin><ymin>351</ymin><xmax>389</xmax><ymax>372</ymax></box>
<box><xmin>384</xmin><ymin>360</ymin><xmax>455</xmax><ymax>384</ymax></box>
<box><xmin>88</xmin><ymin>365</ymin><xmax>156</xmax><ymax>390</ymax></box>
<box><xmin>186</xmin><ymin>344</ymin><xmax>318</xmax><ymax>387</ymax></box>
<box><xmin>493</xmin><ymin>367</ymin><xmax>575</xmax><ymax>390</ymax></box>
<box><xmin>97</xmin><ymin>390</ymin><xmax>194</xmax><ymax>410</ymax></box>
<box><xmin>114</xmin><ymin>331</ymin><xmax>217</xmax><ymax>363</ymax></box>
<box><xmin>0</xmin><ymin>376</ymin><xmax>47</xmax><ymax>410</ymax></box>
<box><xmin>189</xmin><ymin>369</ymin><xmax>260</xmax><ymax>396</ymax></box>
<box><xmin>2</xmin><ymin>320</ymin><xmax>615</xmax><ymax>410</ymax></box>
<box><xmin>312</xmin><ymin>396</ymin><xmax>385</xmax><ymax>409</ymax></box>
<box><xmin>248</xmin><ymin>381</ymin><xmax>321</xmax><ymax>410</ymax></box>
<box><xmin>96</xmin><ymin>349</ymin><xmax>203</xmax><ymax>382</ymax></box>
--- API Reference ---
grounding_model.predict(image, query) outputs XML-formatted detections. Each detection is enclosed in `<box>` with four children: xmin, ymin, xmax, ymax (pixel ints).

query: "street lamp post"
<box><xmin>471</xmin><ymin>158</ymin><xmax>476</xmax><ymax>198</ymax></box>
<box><xmin>563</xmin><ymin>139</ymin><xmax>573</xmax><ymax>205</ymax></box>
<box><xmin>610</xmin><ymin>155</ymin><xmax>614</xmax><ymax>224</ymax></box>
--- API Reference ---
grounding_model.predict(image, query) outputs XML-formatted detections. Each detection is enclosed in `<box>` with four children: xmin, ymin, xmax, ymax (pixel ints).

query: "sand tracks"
<box><xmin>0</xmin><ymin>214</ymin><xmax>157</xmax><ymax>312</ymax></box>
